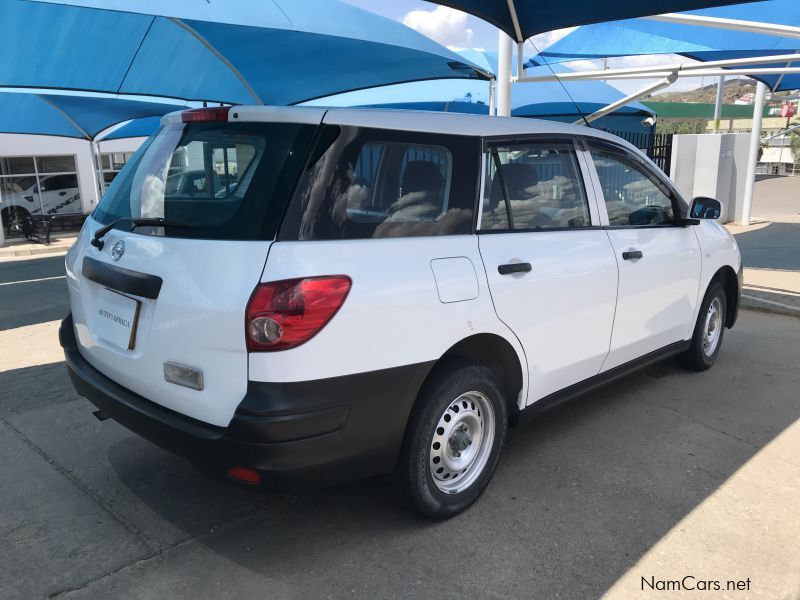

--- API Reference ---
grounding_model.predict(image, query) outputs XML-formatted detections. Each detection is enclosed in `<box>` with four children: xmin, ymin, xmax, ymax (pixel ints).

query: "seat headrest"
<box><xmin>402</xmin><ymin>160</ymin><xmax>443</xmax><ymax>197</ymax></box>
<box><xmin>489</xmin><ymin>163</ymin><xmax>538</xmax><ymax>209</ymax></box>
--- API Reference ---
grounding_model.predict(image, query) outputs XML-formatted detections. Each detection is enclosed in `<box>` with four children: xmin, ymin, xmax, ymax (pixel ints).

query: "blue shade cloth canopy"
<box><xmin>533</xmin><ymin>0</ymin><xmax>800</xmax><ymax>91</ymax></box>
<box><xmin>0</xmin><ymin>0</ymin><xmax>488</xmax><ymax>106</ymax></box>
<box><xmin>0</xmin><ymin>92</ymin><xmax>185</xmax><ymax>139</ymax></box>
<box><xmin>305</xmin><ymin>62</ymin><xmax>655</xmax><ymax>133</ymax></box>
<box><xmin>429</xmin><ymin>0</ymin><xmax>756</xmax><ymax>42</ymax></box>
<box><xmin>101</xmin><ymin>116</ymin><xmax>164</xmax><ymax>141</ymax></box>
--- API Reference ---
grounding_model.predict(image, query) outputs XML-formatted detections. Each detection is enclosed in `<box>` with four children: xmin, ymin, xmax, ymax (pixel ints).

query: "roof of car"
<box><xmin>167</xmin><ymin>105</ymin><xmax>637</xmax><ymax>149</ymax></box>
<box><xmin>323</xmin><ymin>108</ymin><xmax>627</xmax><ymax>142</ymax></box>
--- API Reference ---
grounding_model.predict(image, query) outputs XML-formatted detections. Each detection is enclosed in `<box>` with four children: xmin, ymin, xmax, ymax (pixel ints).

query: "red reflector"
<box><xmin>246</xmin><ymin>275</ymin><xmax>352</xmax><ymax>352</ymax></box>
<box><xmin>181</xmin><ymin>107</ymin><xmax>231</xmax><ymax>123</ymax></box>
<box><xmin>228</xmin><ymin>466</ymin><xmax>261</xmax><ymax>485</ymax></box>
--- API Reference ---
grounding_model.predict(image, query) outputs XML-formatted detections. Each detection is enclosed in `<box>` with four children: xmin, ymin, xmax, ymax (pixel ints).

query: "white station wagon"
<box><xmin>61</xmin><ymin>106</ymin><xmax>741</xmax><ymax>518</ymax></box>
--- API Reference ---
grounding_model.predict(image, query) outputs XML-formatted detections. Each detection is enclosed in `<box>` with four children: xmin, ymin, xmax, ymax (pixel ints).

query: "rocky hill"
<box><xmin>646</xmin><ymin>78</ymin><xmax>755</xmax><ymax>104</ymax></box>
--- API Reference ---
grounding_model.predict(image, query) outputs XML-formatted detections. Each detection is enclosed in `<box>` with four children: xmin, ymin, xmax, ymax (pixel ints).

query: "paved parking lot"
<box><xmin>2</xmin><ymin>249</ymin><xmax>800</xmax><ymax>600</ymax></box>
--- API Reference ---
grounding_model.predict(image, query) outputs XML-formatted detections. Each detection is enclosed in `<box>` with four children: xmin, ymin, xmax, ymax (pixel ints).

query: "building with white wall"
<box><xmin>0</xmin><ymin>133</ymin><xmax>147</xmax><ymax>232</ymax></box>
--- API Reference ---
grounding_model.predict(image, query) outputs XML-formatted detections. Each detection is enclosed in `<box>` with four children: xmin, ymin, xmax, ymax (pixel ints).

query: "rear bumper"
<box><xmin>60</xmin><ymin>315</ymin><xmax>431</xmax><ymax>489</ymax></box>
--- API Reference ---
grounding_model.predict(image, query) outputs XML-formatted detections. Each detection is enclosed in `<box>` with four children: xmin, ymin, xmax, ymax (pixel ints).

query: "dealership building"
<box><xmin>0</xmin><ymin>132</ymin><xmax>146</xmax><ymax>228</ymax></box>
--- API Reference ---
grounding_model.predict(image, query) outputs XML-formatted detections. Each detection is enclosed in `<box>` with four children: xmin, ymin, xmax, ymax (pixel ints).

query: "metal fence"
<box><xmin>607</xmin><ymin>131</ymin><xmax>674</xmax><ymax>176</ymax></box>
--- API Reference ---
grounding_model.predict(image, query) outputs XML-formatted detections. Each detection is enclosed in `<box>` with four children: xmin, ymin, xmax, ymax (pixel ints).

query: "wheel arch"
<box><xmin>413</xmin><ymin>333</ymin><xmax>526</xmax><ymax>427</ymax></box>
<box><xmin>709</xmin><ymin>265</ymin><xmax>740</xmax><ymax>328</ymax></box>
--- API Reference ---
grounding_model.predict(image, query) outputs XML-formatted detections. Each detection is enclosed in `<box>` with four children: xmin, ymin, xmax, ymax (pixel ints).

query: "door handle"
<box><xmin>622</xmin><ymin>250</ymin><xmax>643</xmax><ymax>260</ymax></box>
<box><xmin>498</xmin><ymin>262</ymin><xmax>532</xmax><ymax>275</ymax></box>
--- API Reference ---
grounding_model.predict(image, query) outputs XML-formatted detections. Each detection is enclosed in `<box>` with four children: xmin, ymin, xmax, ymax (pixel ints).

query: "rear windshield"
<box><xmin>93</xmin><ymin>121</ymin><xmax>316</xmax><ymax>240</ymax></box>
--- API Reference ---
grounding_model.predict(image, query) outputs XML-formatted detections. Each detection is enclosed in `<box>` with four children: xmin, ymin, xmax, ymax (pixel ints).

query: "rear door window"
<box><xmin>481</xmin><ymin>140</ymin><xmax>591</xmax><ymax>230</ymax></box>
<box><xmin>280</xmin><ymin>126</ymin><xmax>478</xmax><ymax>240</ymax></box>
<box><xmin>93</xmin><ymin>121</ymin><xmax>316</xmax><ymax>240</ymax></box>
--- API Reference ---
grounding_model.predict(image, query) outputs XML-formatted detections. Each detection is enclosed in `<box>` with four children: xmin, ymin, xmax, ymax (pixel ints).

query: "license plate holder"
<box><xmin>95</xmin><ymin>287</ymin><xmax>142</xmax><ymax>350</ymax></box>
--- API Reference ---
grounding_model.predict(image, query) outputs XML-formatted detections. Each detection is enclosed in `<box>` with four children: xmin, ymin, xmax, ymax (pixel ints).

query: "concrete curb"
<box><xmin>741</xmin><ymin>294</ymin><xmax>800</xmax><ymax>319</ymax></box>
<box><xmin>0</xmin><ymin>246</ymin><xmax>70</xmax><ymax>259</ymax></box>
<box><xmin>0</xmin><ymin>238</ymin><xmax>76</xmax><ymax>260</ymax></box>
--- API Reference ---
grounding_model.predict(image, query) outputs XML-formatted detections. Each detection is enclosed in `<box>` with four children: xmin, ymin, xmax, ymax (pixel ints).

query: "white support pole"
<box><xmin>741</xmin><ymin>81</ymin><xmax>767</xmax><ymax>226</ymax></box>
<box><xmin>89</xmin><ymin>141</ymin><xmax>105</xmax><ymax>209</ymax></box>
<box><xmin>763</xmin><ymin>122</ymin><xmax>800</xmax><ymax>142</ymax></box>
<box><xmin>713</xmin><ymin>75</ymin><xmax>725</xmax><ymax>133</ymax></box>
<box><xmin>517</xmin><ymin>53</ymin><xmax>800</xmax><ymax>82</ymax></box>
<box><xmin>488</xmin><ymin>78</ymin><xmax>496</xmax><ymax>116</ymax></box>
<box><xmin>594</xmin><ymin>67</ymin><xmax>800</xmax><ymax>80</ymax></box>
<box><xmin>646</xmin><ymin>13</ymin><xmax>800</xmax><ymax>39</ymax></box>
<box><xmin>576</xmin><ymin>73</ymin><xmax>678</xmax><ymax>125</ymax></box>
<box><xmin>497</xmin><ymin>30</ymin><xmax>513</xmax><ymax>117</ymax></box>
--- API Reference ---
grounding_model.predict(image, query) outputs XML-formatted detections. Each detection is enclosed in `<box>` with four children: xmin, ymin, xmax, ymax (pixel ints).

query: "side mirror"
<box><xmin>688</xmin><ymin>196</ymin><xmax>722</xmax><ymax>221</ymax></box>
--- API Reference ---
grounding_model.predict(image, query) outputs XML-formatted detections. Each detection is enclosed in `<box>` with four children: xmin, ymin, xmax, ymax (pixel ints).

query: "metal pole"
<box><xmin>646</xmin><ymin>13</ymin><xmax>800</xmax><ymax>39</ymax></box>
<box><xmin>576</xmin><ymin>73</ymin><xmax>678</xmax><ymax>125</ymax></box>
<box><xmin>763</xmin><ymin>122</ymin><xmax>800</xmax><ymax>142</ymax></box>
<box><xmin>89</xmin><ymin>141</ymin><xmax>104</xmax><ymax>211</ymax></box>
<box><xmin>713</xmin><ymin>75</ymin><xmax>725</xmax><ymax>133</ymax></box>
<box><xmin>537</xmin><ymin>67</ymin><xmax>800</xmax><ymax>81</ymax></box>
<box><xmin>517</xmin><ymin>54</ymin><xmax>800</xmax><ymax>82</ymax></box>
<box><xmin>488</xmin><ymin>78</ymin><xmax>496</xmax><ymax>116</ymax></box>
<box><xmin>497</xmin><ymin>31</ymin><xmax>513</xmax><ymax>117</ymax></box>
<box><xmin>741</xmin><ymin>81</ymin><xmax>767</xmax><ymax>226</ymax></box>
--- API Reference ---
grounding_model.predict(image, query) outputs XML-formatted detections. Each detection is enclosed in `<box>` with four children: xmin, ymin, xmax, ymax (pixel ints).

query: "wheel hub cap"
<box><xmin>429</xmin><ymin>391</ymin><xmax>495</xmax><ymax>494</ymax></box>
<box><xmin>702</xmin><ymin>297</ymin><xmax>723</xmax><ymax>357</ymax></box>
<box><xmin>448</xmin><ymin>424</ymin><xmax>471</xmax><ymax>454</ymax></box>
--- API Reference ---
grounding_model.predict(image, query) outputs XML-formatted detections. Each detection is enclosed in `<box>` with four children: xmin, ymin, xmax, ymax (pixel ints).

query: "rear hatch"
<box><xmin>65</xmin><ymin>108</ymin><xmax>321</xmax><ymax>427</ymax></box>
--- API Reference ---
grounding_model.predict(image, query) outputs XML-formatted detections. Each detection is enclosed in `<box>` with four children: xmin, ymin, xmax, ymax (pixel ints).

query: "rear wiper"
<box><xmin>91</xmin><ymin>217</ymin><xmax>194</xmax><ymax>250</ymax></box>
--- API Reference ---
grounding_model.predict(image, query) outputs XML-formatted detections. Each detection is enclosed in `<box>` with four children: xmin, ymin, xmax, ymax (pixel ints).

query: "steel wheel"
<box><xmin>702</xmin><ymin>297</ymin><xmax>723</xmax><ymax>357</ymax></box>
<box><xmin>5</xmin><ymin>207</ymin><xmax>27</xmax><ymax>235</ymax></box>
<box><xmin>429</xmin><ymin>390</ymin><xmax>495</xmax><ymax>494</ymax></box>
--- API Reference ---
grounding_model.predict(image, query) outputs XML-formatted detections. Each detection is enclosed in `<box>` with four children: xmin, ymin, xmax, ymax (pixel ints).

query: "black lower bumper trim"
<box><xmin>59</xmin><ymin>314</ymin><xmax>432</xmax><ymax>489</ymax></box>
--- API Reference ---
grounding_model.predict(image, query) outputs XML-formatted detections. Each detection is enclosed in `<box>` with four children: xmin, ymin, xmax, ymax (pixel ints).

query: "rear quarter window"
<box><xmin>279</xmin><ymin>126</ymin><xmax>479</xmax><ymax>240</ymax></box>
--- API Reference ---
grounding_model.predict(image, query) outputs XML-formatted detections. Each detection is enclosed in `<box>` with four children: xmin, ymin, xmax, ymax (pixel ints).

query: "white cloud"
<box><xmin>402</xmin><ymin>6</ymin><xmax>473</xmax><ymax>48</ymax></box>
<box><xmin>529</xmin><ymin>27</ymin><xmax>578</xmax><ymax>52</ymax></box>
<box><xmin>555</xmin><ymin>54</ymin><xmax>724</xmax><ymax>95</ymax></box>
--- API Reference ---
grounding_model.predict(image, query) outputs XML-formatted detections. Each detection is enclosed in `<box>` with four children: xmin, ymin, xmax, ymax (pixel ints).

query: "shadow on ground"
<box><xmin>0</xmin><ymin>362</ymin><xmax>78</xmax><ymax>416</ymax></box>
<box><xmin>0</xmin><ymin>255</ymin><xmax>69</xmax><ymax>331</ymax></box>
<box><xmin>55</xmin><ymin>315</ymin><xmax>796</xmax><ymax>599</ymax></box>
<box><xmin>733</xmin><ymin>222</ymin><xmax>800</xmax><ymax>272</ymax></box>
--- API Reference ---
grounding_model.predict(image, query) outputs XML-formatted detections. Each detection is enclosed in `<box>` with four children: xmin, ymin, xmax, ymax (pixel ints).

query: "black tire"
<box><xmin>678</xmin><ymin>281</ymin><xmax>727</xmax><ymax>371</ymax></box>
<box><xmin>397</xmin><ymin>362</ymin><xmax>508</xmax><ymax>520</ymax></box>
<box><xmin>3</xmin><ymin>206</ymin><xmax>29</xmax><ymax>235</ymax></box>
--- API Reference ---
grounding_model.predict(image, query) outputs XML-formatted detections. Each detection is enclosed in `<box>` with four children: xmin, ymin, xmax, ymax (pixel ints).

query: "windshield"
<box><xmin>93</xmin><ymin>121</ymin><xmax>316</xmax><ymax>240</ymax></box>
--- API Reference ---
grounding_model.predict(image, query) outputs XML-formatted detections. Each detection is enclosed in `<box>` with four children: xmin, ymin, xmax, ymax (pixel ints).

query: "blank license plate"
<box><xmin>95</xmin><ymin>287</ymin><xmax>141</xmax><ymax>350</ymax></box>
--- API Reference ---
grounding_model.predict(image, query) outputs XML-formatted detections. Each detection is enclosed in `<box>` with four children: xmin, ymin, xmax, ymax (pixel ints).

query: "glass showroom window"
<box><xmin>99</xmin><ymin>152</ymin><xmax>133</xmax><ymax>186</ymax></box>
<box><xmin>0</xmin><ymin>155</ymin><xmax>81</xmax><ymax>230</ymax></box>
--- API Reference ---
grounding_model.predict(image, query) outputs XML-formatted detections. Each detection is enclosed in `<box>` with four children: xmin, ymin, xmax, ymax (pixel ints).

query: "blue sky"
<box><xmin>343</xmin><ymin>0</ymin><xmax>499</xmax><ymax>50</ymax></box>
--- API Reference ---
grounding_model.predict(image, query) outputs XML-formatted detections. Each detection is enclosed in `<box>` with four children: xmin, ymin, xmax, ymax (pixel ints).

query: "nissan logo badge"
<box><xmin>111</xmin><ymin>240</ymin><xmax>125</xmax><ymax>262</ymax></box>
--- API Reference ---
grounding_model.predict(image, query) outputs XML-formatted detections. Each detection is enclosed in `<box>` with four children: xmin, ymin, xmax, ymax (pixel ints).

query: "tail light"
<box><xmin>181</xmin><ymin>107</ymin><xmax>230</xmax><ymax>123</ymax></box>
<box><xmin>246</xmin><ymin>276</ymin><xmax>352</xmax><ymax>351</ymax></box>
